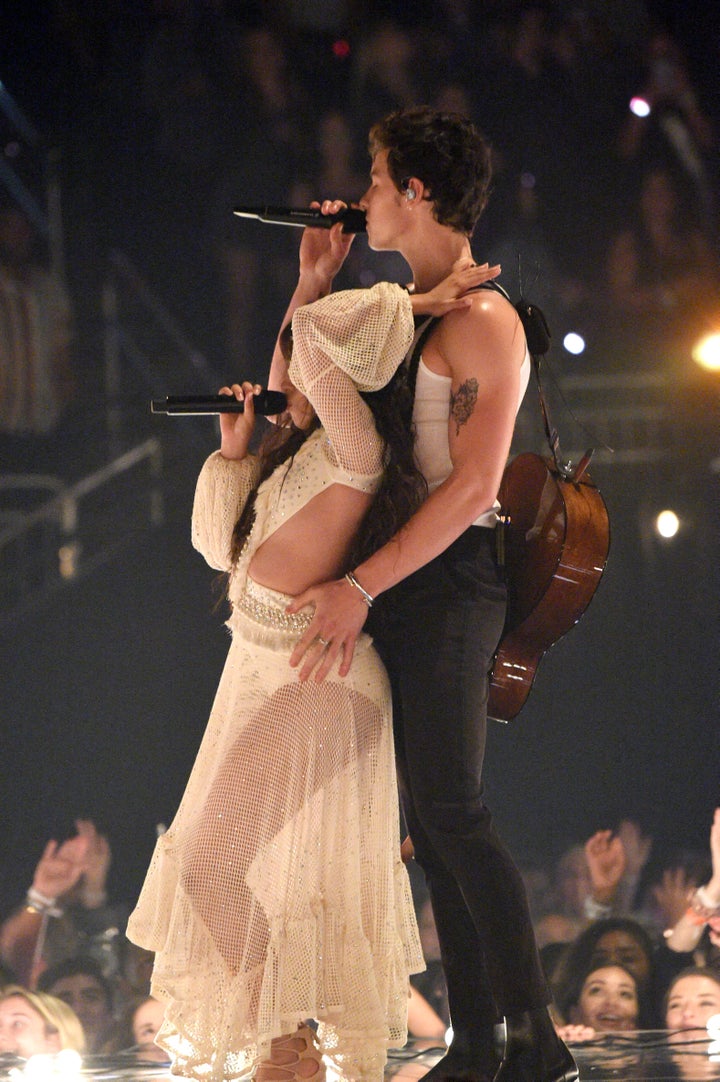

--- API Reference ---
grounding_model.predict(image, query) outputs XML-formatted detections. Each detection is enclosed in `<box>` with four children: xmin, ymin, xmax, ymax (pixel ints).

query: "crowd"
<box><xmin>128</xmin><ymin>1</ymin><xmax>718</xmax><ymax>382</ymax></box>
<box><xmin>1</xmin><ymin>0</ymin><xmax>718</xmax><ymax>468</ymax></box>
<box><xmin>1</xmin><ymin>807</ymin><xmax>719</xmax><ymax>1060</ymax></box>
<box><xmin>410</xmin><ymin>806</ymin><xmax>720</xmax><ymax>1038</ymax></box>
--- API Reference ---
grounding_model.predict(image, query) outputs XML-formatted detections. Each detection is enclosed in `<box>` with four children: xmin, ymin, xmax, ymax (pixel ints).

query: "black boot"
<box><xmin>422</xmin><ymin>1028</ymin><xmax>503</xmax><ymax>1082</ymax></box>
<box><xmin>493</xmin><ymin>1008</ymin><xmax>578</xmax><ymax>1082</ymax></box>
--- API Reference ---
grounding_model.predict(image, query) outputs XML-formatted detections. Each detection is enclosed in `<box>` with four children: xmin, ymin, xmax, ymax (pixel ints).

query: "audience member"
<box><xmin>550</xmin><ymin>916</ymin><xmax>664</xmax><ymax>1026</ymax></box>
<box><xmin>104</xmin><ymin>993</ymin><xmax>168</xmax><ymax>1060</ymax></box>
<box><xmin>116</xmin><ymin>941</ymin><xmax>155</xmax><ymax>1002</ymax></box>
<box><xmin>660</xmin><ymin>807</ymin><xmax>720</xmax><ymax>971</ymax></box>
<box><xmin>553</xmin><ymin>962</ymin><xmax>646</xmax><ymax>1035</ymax></box>
<box><xmin>615</xmin><ymin>28</ymin><xmax>717</xmax><ymax>236</ymax></box>
<box><xmin>0</xmin><ymin>820</ymin><xmax>127</xmax><ymax>988</ymax></box>
<box><xmin>205</xmin><ymin>20</ymin><xmax>317</xmax><ymax>378</ymax></box>
<box><xmin>602</xmin><ymin>164</ymin><xmax>720</xmax><ymax>368</ymax></box>
<box><xmin>487</xmin><ymin>170</ymin><xmax>588</xmax><ymax>360</ymax></box>
<box><xmin>36</xmin><ymin>956</ymin><xmax>115</xmax><ymax>1054</ymax></box>
<box><xmin>0</xmin><ymin>985</ymin><xmax>85</xmax><ymax>1057</ymax></box>
<box><xmin>348</xmin><ymin>18</ymin><xmax>428</xmax><ymax>147</ymax></box>
<box><xmin>665</xmin><ymin>967</ymin><xmax>720</xmax><ymax>1041</ymax></box>
<box><xmin>582</xmin><ymin>822</ymin><xmax>654</xmax><ymax>922</ymax></box>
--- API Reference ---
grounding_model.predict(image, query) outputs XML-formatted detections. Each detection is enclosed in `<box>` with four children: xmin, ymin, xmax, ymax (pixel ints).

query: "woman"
<box><xmin>0</xmin><ymin>985</ymin><xmax>85</xmax><ymax>1058</ymax></box>
<box><xmin>551</xmin><ymin>917</ymin><xmax>661</xmax><ymax>1025</ymax></box>
<box><xmin>665</xmin><ymin>967</ymin><xmax>720</xmax><ymax>1042</ymax></box>
<box><xmin>553</xmin><ymin>963</ymin><xmax>642</xmax><ymax>1041</ymax></box>
<box><xmin>127</xmin><ymin>212</ymin><xmax>494</xmax><ymax>1082</ymax></box>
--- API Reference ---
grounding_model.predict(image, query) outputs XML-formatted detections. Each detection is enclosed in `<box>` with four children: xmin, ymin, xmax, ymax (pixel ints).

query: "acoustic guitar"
<box><xmin>487</xmin><ymin>451</ymin><xmax>610</xmax><ymax>723</ymax></box>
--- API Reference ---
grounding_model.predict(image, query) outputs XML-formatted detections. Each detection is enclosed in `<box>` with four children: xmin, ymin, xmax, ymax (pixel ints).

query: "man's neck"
<box><xmin>405</xmin><ymin>231</ymin><xmax>473</xmax><ymax>293</ymax></box>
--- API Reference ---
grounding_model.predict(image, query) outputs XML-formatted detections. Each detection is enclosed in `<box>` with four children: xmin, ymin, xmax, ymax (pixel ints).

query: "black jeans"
<box><xmin>368</xmin><ymin>526</ymin><xmax>549</xmax><ymax>1034</ymax></box>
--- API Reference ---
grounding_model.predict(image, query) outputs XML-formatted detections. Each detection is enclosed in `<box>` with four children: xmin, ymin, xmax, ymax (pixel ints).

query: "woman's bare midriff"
<box><xmin>247</xmin><ymin>483</ymin><xmax>373</xmax><ymax>596</ymax></box>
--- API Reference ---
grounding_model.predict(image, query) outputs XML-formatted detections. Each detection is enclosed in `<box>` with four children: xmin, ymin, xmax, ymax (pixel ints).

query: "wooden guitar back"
<box><xmin>487</xmin><ymin>452</ymin><xmax>610</xmax><ymax>722</ymax></box>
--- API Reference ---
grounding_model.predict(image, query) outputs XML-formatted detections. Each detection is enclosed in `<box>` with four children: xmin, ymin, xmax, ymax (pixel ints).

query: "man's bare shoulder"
<box><xmin>434</xmin><ymin>287</ymin><xmax>524</xmax><ymax>377</ymax></box>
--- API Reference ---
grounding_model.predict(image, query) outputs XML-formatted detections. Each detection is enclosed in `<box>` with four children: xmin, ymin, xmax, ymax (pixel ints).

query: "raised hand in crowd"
<box><xmin>652</xmin><ymin>867</ymin><xmax>699</xmax><ymax>932</ymax></box>
<box><xmin>664</xmin><ymin>808</ymin><xmax>720</xmax><ymax>956</ymax></box>
<box><xmin>583</xmin><ymin>829</ymin><xmax>626</xmax><ymax>916</ymax></box>
<box><xmin>0</xmin><ymin>820</ymin><xmax>116</xmax><ymax>988</ymax></box>
<box><xmin>74</xmin><ymin>820</ymin><xmax>112</xmax><ymax>908</ymax></box>
<box><xmin>583</xmin><ymin>821</ymin><xmax>654</xmax><ymax>920</ymax></box>
<box><xmin>29</xmin><ymin>832</ymin><xmax>90</xmax><ymax>908</ymax></box>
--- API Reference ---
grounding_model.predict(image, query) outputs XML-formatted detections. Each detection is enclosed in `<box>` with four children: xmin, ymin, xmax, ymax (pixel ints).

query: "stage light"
<box><xmin>332</xmin><ymin>39</ymin><xmax>350</xmax><ymax>59</ymax></box>
<box><xmin>655</xmin><ymin>509</ymin><xmax>680</xmax><ymax>539</ymax></box>
<box><xmin>692</xmin><ymin>331</ymin><xmax>720</xmax><ymax>372</ymax></box>
<box><xmin>11</xmin><ymin>1050</ymin><xmax>83</xmax><ymax>1082</ymax></box>
<box><xmin>563</xmin><ymin>332</ymin><xmax>585</xmax><ymax>355</ymax></box>
<box><xmin>58</xmin><ymin>543</ymin><xmax>80</xmax><ymax>579</ymax></box>
<box><xmin>629</xmin><ymin>96</ymin><xmax>651</xmax><ymax>117</ymax></box>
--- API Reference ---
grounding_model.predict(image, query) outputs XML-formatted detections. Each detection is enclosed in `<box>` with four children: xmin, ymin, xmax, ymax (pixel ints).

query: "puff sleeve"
<box><xmin>191</xmin><ymin>451</ymin><xmax>262</xmax><ymax>571</ymax></box>
<box><xmin>288</xmin><ymin>282</ymin><xmax>414</xmax><ymax>479</ymax></box>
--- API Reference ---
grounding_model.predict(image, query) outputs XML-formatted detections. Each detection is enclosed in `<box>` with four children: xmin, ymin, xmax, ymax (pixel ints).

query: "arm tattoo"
<box><xmin>450</xmin><ymin>378</ymin><xmax>478</xmax><ymax>435</ymax></box>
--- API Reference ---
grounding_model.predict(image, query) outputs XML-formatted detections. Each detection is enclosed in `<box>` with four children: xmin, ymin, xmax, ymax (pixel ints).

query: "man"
<box><xmin>37</xmin><ymin>956</ymin><xmax>115</xmax><ymax>1054</ymax></box>
<box><xmin>286</xmin><ymin>106</ymin><xmax>577</xmax><ymax>1082</ymax></box>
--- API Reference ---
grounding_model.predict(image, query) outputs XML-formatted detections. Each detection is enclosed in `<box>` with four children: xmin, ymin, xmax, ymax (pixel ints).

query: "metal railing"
<box><xmin>0</xmin><ymin>438</ymin><xmax>163</xmax><ymax>627</ymax></box>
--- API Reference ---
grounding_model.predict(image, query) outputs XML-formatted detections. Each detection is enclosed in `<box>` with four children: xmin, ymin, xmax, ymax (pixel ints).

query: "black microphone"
<box><xmin>151</xmin><ymin>391</ymin><xmax>288</xmax><ymax>415</ymax></box>
<box><xmin>233</xmin><ymin>205</ymin><xmax>367</xmax><ymax>234</ymax></box>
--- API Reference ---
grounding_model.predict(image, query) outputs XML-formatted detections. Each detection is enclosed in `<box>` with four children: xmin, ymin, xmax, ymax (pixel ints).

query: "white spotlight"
<box><xmin>563</xmin><ymin>332</ymin><xmax>585</xmax><ymax>355</ymax></box>
<box><xmin>629</xmin><ymin>96</ymin><xmax>651</xmax><ymax>117</ymax></box>
<box><xmin>655</xmin><ymin>510</ymin><xmax>680</xmax><ymax>539</ymax></box>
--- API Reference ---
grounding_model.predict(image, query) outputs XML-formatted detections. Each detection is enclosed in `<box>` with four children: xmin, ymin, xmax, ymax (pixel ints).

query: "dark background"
<box><xmin>0</xmin><ymin>0</ymin><xmax>718</xmax><ymax>917</ymax></box>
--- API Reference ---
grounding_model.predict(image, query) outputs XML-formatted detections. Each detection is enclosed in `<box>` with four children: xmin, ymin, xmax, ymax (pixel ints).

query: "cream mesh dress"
<box><xmin>126</xmin><ymin>283</ymin><xmax>425</xmax><ymax>1082</ymax></box>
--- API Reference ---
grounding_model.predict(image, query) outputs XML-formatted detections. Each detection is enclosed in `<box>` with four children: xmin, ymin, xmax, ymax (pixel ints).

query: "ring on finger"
<box><xmin>317</xmin><ymin>636</ymin><xmax>330</xmax><ymax>646</ymax></box>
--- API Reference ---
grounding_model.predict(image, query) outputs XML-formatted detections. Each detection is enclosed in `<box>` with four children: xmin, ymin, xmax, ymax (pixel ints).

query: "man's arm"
<box><xmin>288</xmin><ymin>290</ymin><xmax>525</xmax><ymax>680</ymax></box>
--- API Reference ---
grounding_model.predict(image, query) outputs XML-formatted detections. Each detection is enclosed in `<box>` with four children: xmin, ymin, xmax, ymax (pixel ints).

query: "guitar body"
<box><xmin>487</xmin><ymin>452</ymin><xmax>610</xmax><ymax>723</ymax></box>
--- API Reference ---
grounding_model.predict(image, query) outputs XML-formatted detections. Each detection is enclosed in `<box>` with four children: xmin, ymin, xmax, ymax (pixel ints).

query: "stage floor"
<box><xmin>386</xmin><ymin>1034</ymin><xmax>720</xmax><ymax>1082</ymax></box>
<box><xmin>2</xmin><ymin>1034</ymin><xmax>718</xmax><ymax>1082</ymax></box>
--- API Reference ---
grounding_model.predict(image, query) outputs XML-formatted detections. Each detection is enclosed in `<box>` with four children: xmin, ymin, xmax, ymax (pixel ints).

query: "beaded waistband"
<box><xmin>230</xmin><ymin>576</ymin><xmax>313</xmax><ymax>636</ymax></box>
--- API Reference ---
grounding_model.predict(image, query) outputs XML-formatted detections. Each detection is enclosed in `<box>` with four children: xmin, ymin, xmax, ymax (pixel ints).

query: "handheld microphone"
<box><xmin>233</xmin><ymin>205</ymin><xmax>367</xmax><ymax>234</ymax></box>
<box><xmin>151</xmin><ymin>391</ymin><xmax>288</xmax><ymax>416</ymax></box>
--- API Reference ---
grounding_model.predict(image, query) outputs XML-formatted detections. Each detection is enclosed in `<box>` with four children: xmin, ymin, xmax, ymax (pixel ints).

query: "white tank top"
<box><xmin>412</xmin><ymin>349</ymin><xmax>531</xmax><ymax>528</ymax></box>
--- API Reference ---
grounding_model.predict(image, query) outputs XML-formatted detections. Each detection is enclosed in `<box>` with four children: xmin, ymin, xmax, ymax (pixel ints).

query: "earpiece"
<box><xmin>401</xmin><ymin>177</ymin><xmax>417</xmax><ymax>202</ymax></box>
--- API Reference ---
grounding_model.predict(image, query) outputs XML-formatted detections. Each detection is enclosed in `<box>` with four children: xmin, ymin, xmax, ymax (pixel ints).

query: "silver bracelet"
<box><xmin>345</xmin><ymin>571</ymin><xmax>374</xmax><ymax>607</ymax></box>
<box><xmin>26</xmin><ymin>887</ymin><xmax>63</xmax><ymax>917</ymax></box>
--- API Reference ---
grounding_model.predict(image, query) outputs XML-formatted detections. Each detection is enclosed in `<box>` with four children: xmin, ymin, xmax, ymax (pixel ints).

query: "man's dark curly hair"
<box><xmin>368</xmin><ymin>105</ymin><xmax>493</xmax><ymax>235</ymax></box>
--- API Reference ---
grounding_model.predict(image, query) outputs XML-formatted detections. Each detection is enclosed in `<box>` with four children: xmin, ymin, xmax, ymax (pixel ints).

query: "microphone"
<box><xmin>151</xmin><ymin>391</ymin><xmax>288</xmax><ymax>415</ymax></box>
<box><xmin>233</xmin><ymin>205</ymin><xmax>367</xmax><ymax>234</ymax></box>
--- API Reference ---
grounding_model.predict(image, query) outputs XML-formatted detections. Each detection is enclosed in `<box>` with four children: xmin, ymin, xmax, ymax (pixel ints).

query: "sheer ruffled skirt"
<box><xmin>127</xmin><ymin>578</ymin><xmax>424</xmax><ymax>1082</ymax></box>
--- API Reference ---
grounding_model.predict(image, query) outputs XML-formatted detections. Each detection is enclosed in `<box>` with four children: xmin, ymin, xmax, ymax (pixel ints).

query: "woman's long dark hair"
<box><xmin>229</xmin><ymin>361</ymin><xmax>427</xmax><ymax>571</ymax></box>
